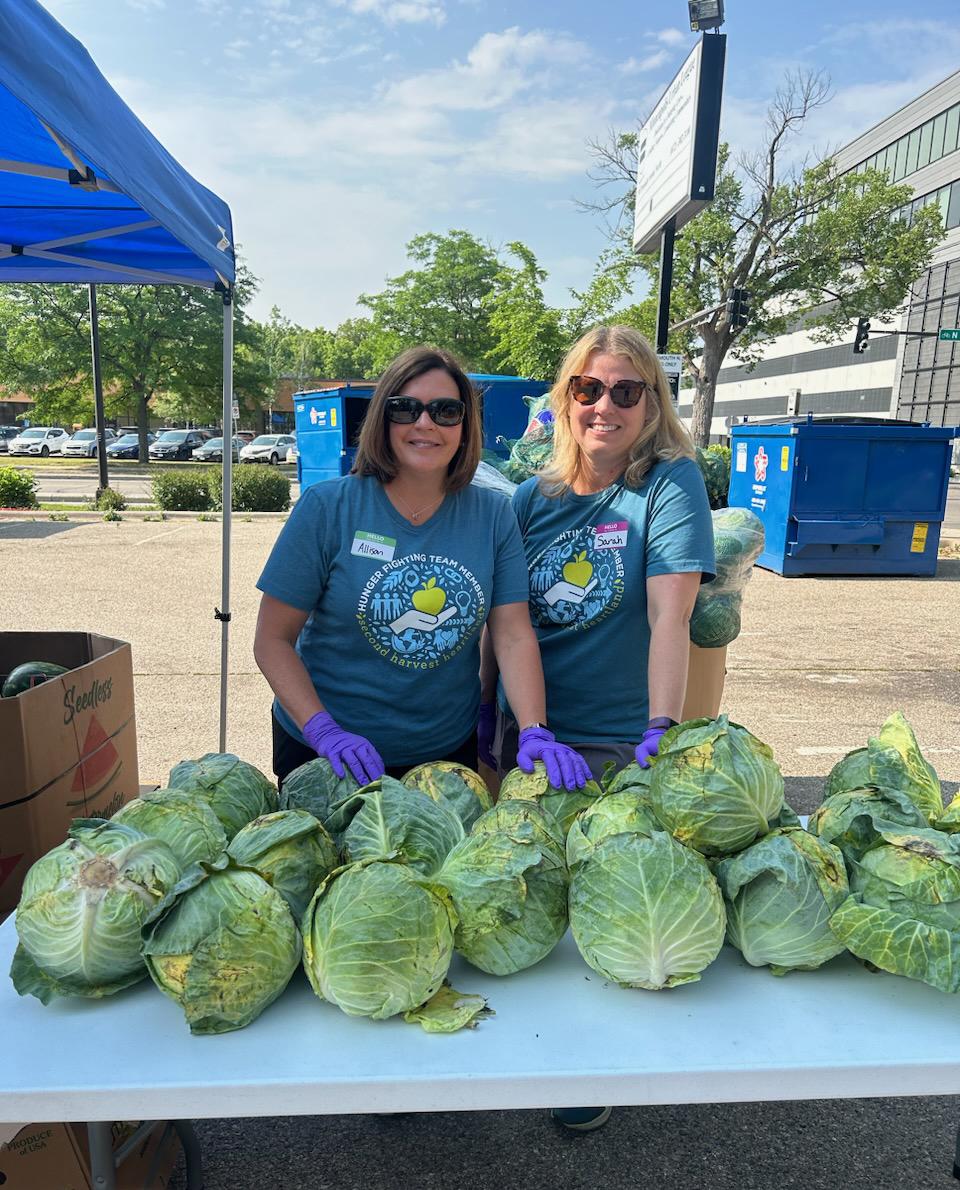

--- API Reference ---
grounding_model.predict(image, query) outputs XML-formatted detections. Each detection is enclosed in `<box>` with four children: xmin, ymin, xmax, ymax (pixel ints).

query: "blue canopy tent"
<box><xmin>0</xmin><ymin>0</ymin><xmax>238</xmax><ymax>750</ymax></box>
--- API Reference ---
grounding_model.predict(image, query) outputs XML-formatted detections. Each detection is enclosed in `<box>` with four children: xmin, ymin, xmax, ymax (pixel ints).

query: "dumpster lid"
<box><xmin>733</xmin><ymin>414</ymin><xmax>923</xmax><ymax>428</ymax></box>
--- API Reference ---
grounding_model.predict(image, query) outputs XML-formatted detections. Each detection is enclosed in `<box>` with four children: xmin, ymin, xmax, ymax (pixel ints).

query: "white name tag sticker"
<box><xmin>351</xmin><ymin>530</ymin><xmax>396</xmax><ymax>561</ymax></box>
<box><xmin>593</xmin><ymin>520</ymin><xmax>628</xmax><ymax>549</ymax></box>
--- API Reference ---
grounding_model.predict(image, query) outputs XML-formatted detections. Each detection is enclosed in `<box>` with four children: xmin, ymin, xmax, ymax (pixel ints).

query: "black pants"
<box><xmin>272</xmin><ymin>713</ymin><xmax>479</xmax><ymax>790</ymax></box>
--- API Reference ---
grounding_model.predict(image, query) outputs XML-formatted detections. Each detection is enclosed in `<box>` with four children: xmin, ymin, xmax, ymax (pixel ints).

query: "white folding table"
<box><xmin>3</xmin><ymin>915</ymin><xmax>960</xmax><ymax>1186</ymax></box>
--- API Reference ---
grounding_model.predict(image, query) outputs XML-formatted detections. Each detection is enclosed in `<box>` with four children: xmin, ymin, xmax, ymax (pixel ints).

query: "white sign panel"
<box><xmin>632</xmin><ymin>36</ymin><xmax>725</xmax><ymax>255</ymax></box>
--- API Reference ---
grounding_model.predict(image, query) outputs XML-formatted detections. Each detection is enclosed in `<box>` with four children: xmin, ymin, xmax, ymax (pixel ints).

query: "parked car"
<box><xmin>239</xmin><ymin>434</ymin><xmax>296</xmax><ymax>465</ymax></box>
<box><xmin>62</xmin><ymin>428</ymin><xmax>117</xmax><ymax>458</ymax></box>
<box><xmin>285</xmin><ymin>438</ymin><xmax>299</xmax><ymax>465</ymax></box>
<box><xmin>149</xmin><ymin>429</ymin><xmax>207</xmax><ymax>461</ymax></box>
<box><xmin>107</xmin><ymin>432</ymin><xmax>156</xmax><ymax>460</ymax></box>
<box><xmin>192</xmin><ymin>436</ymin><xmax>243</xmax><ymax>462</ymax></box>
<box><xmin>0</xmin><ymin>426</ymin><xmax>21</xmax><ymax>453</ymax></box>
<box><xmin>235</xmin><ymin>430</ymin><xmax>256</xmax><ymax>444</ymax></box>
<box><xmin>8</xmin><ymin>427</ymin><xmax>69</xmax><ymax>456</ymax></box>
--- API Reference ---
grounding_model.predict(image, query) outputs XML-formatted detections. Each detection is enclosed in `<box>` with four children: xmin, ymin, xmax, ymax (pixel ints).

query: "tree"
<box><xmin>0</xmin><ymin>263</ymin><xmax>269</xmax><ymax>458</ymax></box>
<box><xmin>579</xmin><ymin>73</ymin><xmax>945</xmax><ymax>444</ymax></box>
<box><xmin>485</xmin><ymin>242</ymin><xmax>566</xmax><ymax>379</ymax></box>
<box><xmin>359</xmin><ymin>230</ymin><xmax>501</xmax><ymax>370</ymax></box>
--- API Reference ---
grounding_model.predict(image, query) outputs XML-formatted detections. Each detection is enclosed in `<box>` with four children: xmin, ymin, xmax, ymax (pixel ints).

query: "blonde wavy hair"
<box><xmin>538</xmin><ymin>324</ymin><xmax>694</xmax><ymax>496</ymax></box>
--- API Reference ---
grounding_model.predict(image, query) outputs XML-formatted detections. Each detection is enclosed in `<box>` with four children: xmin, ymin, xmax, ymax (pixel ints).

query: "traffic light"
<box><xmin>853</xmin><ymin>317</ymin><xmax>871</xmax><ymax>354</ymax></box>
<box><xmin>725</xmin><ymin>287</ymin><xmax>750</xmax><ymax>331</ymax></box>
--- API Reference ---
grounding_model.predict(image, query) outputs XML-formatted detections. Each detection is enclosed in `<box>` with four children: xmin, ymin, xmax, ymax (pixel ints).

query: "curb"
<box><xmin>0</xmin><ymin>508</ymin><xmax>291</xmax><ymax>521</ymax></box>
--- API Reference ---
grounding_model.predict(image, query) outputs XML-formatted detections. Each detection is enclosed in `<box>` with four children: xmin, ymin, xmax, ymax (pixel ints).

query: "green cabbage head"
<box><xmin>808</xmin><ymin>784</ymin><xmax>929</xmax><ymax>863</ymax></box>
<box><xmin>565</xmin><ymin>789</ymin><xmax>662</xmax><ymax>870</ymax></box>
<box><xmin>227</xmin><ymin>809</ymin><xmax>339</xmax><ymax>921</ymax></box>
<box><xmin>650</xmin><ymin>716</ymin><xmax>784</xmax><ymax>857</ymax></box>
<box><xmin>168</xmin><ymin>753</ymin><xmax>277</xmax><ymax>839</ymax></box>
<box><xmin>340</xmin><ymin>777</ymin><xmax>464</xmax><ymax>875</ymax></box>
<box><xmin>569</xmin><ymin>831</ymin><xmax>726</xmax><ymax>989</ymax></box>
<box><xmin>715</xmin><ymin>827</ymin><xmax>849</xmax><ymax>975</ymax></box>
<box><xmin>302</xmin><ymin>860</ymin><xmax>456</xmax><ymax>1020</ymax></box>
<box><xmin>112</xmin><ymin>787</ymin><xmax>227</xmax><ymax>868</ymax></box>
<box><xmin>497</xmin><ymin>762</ymin><xmax>601</xmax><ymax>835</ymax></box>
<box><xmin>11</xmin><ymin>819</ymin><xmax>180</xmax><ymax>1003</ymax></box>
<box><xmin>824</xmin><ymin>712</ymin><xmax>943</xmax><ymax>823</ymax></box>
<box><xmin>829</xmin><ymin>828</ymin><xmax>960</xmax><ymax>994</ymax></box>
<box><xmin>436</xmin><ymin>800</ymin><xmax>568</xmax><ymax>975</ymax></box>
<box><xmin>142</xmin><ymin>855</ymin><xmax>301</xmax><ymax>1033</ymax></box>
<box><xmin>278</xmin><ymin>757</ymin><xmax>361</xmax><ymax>843</ymax></box>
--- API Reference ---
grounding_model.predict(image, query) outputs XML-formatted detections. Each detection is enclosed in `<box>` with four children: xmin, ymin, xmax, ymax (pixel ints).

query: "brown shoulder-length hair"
<box><xmin>538</xmin><ymin>324</ymin><xmax>694</xmax><ymax>497</ymax></box>
<box><xmin>351</xmin><ymin>345</ymin><xmax>482</xmax><ymax>493</ymax></box>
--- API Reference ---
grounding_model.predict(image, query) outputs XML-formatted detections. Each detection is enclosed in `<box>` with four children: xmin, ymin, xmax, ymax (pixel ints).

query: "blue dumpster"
<box><xmin>294</xmin><ymin>385</ymin><xmax>374</xmax><ymax>490</ymax></box>
<box><xmin>727</xmin><ymin>416</ymin><xmax>959</xmax><ymax>577</ymax></box>
<box><xmin>294</xmin><ymin>375</ymin><xmax>551</xmax><ymax>492</ymax></box>
<box><xmin>470</xmin><ymin>374</ymin><xmax>551</xmax><ymax>457</ymax></box>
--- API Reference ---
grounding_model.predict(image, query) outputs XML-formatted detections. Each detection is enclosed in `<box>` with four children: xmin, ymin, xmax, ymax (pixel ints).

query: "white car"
<box><xmin>62</xmin><ymin>428</ymin><xmax>117</xmax><ymax>458</ymax></box>
<box><xmin>239</xmin><ymin>434</ymin><xmax>295</xmax><ymax>465</ymax></box>
<box><xmin>285</xmin><ymin>438</ymin><xmax>299</xmax><ymax>465</ymax></box>
<box><xmin>8</xmin><ymin>427</ymin><xmax>69</xmax><ymax>456</ymax></box>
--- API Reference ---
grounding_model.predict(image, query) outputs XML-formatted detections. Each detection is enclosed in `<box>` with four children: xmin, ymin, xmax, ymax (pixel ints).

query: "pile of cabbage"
<box><xmin>11</xmin><ymin>712</ymin><xmax>954</xmax><ymax>1039</ymax></box>
<box><xmin>9</xmin><ymin>753</ymin><xmax>585</xmax><ymax>1035</ymax></box>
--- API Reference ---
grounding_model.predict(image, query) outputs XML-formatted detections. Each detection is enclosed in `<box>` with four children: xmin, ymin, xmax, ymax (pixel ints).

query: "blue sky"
<box><xmin>40</xmin><ymin>0</ymin><xmax>960</xmax><ymax>329</ymax></box>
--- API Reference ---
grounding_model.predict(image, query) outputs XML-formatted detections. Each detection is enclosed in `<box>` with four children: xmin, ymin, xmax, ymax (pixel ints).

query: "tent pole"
<box><xmin>218</xmin><ymin>290</ymin><xmax>234</xmax><ymax>753</ymax></box>
<box><xmin>87</xmin><ymin>283</ymin><xmax>109</xmax><ymax>494</ymax></box>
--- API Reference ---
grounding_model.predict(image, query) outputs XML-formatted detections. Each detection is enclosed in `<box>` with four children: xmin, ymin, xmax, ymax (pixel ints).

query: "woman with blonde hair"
<box><xmin>255</xmin><ymin>344</ymin><xmax>589</xmax><ymax>791</ymax></box>
<box><xmin>480</xmin><ymin>324</ymin><xmax>715</xmax><ymax>1129</ymax></box>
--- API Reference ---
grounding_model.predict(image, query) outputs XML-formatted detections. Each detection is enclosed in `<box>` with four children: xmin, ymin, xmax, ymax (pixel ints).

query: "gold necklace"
<box><xmin>389</xmin><ymin>487</ymin><xmax>443</xmax><ymax>522</ymax></box>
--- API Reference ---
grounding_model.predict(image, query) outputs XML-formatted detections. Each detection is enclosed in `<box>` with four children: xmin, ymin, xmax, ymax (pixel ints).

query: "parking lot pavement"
<box><xmin>2</xmin><ymin>516</ymin><xmax>959</xmax><ymax>1190</ymax></box>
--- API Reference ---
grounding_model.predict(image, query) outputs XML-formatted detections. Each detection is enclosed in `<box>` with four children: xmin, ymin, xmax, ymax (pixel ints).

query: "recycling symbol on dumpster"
<box><xmin>754</xmin><ymin>446</ymin><xmax>768</xmax><ymax>482</ymax></box>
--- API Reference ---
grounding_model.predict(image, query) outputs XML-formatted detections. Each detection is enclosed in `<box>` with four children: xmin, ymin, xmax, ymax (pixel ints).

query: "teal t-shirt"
<box><xmin>506</xmin><ymin>457</ymin><xmax>716</xmax><ymax>747</ymax></box>
<box><xmin>257</xmin><ymin>475</ymin><xmax>529</xmax><ymax>767</ymax></box>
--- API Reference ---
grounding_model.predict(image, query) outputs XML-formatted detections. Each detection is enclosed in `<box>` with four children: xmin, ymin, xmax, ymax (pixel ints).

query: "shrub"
<box><xmin>0</xmin><ymin>466</ymin><xmax>38</xmax><ymax>509</ymax></box>
<box><xmin>152</xmin><ymin>469</ymin><xmax>214</xmax><ymax>512</ymax></box>
<box><xmin>207</xmin><ymin>465</ymin><xmax>291</xmax><ymax>513</ymax></box>
<box><xmin>102</xmin><ymin>510</ymin><xmax>123</xmax><ymax>522</ymax></box>
<box><xmin>95</xmin><ymin>487</ymin><xmax>127</xmax><ymax>512</ymax></box>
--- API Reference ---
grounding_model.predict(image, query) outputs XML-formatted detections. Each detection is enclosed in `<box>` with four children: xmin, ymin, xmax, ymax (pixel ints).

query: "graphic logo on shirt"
<box><xmin>529</xmin><ymin>528</ymin><xmax>625</xmax><ymax>630</ymax></box>
<box><xmin>357</xmin><ymin>553</ymin><xmax>485</xmax><ymax>668</ymax></box>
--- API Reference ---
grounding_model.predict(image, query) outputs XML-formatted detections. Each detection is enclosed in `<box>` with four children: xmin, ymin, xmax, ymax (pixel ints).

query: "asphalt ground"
<box><xmin>1</xmin><ymin>517</ymin><xmax>959</xmax><ymax>1189</ymax></box>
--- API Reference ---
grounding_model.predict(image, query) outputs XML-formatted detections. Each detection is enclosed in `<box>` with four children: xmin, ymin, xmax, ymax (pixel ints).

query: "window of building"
<box><xmin>946</xmin><ymin>105</ymin><xmax>960</xmax><ymax>157</ymax></box>
<box><xmin>938</xmin><ymin>186</ymin><xmax>952</xmax><ymax>227</ymax></box>
<box><xmin>918</xmin><ymin>123</ymin><xmax>933</xmax><ymax>170</ymax></box>
<box><xmin>894</xmin><ymin>137</ymin><xmax>908</xmax><ymax>180</ymax></box>
<box><xmin>930</xmin><ymin>112</ymin><xmax>947</xmax><ymax>161</ymax></box>
<box><xmin>948</xmin><ymin>183</ymin><xmax>960</xmax><ymax>230</ymax></box>
<box><xmin>906</xmin><ymin>129</ymin><xmax>921</xmax><ymax>175</ymax></box>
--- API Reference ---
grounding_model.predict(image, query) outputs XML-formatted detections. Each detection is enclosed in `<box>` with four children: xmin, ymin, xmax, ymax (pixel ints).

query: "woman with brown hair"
<box><xmin>254</xmin><ymin>345</ymin><xmax>589</xmax><ymax>790</ymax></box>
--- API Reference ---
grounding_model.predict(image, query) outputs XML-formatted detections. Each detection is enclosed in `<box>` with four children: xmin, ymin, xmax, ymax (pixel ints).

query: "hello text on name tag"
<box><xmin>592</xmin><ymin>520</ymin><xmax>628</xmax><ymax>549</ymax></box>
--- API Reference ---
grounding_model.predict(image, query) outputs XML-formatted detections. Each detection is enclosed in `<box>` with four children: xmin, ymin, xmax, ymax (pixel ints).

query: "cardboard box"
<box><xmin>682</xmin><ymin>642</ymin><xmax>727</xmax><ymax>721</ymax></box>
<box><xmin>0</xmin><ymin>1120</ymin><xmax>181</xmax><ymax>1190</ymax></box>
<box><xmin>0</xmin><ymin>632</ymin><xmax>139</xmax><ymax>915</ymax></box>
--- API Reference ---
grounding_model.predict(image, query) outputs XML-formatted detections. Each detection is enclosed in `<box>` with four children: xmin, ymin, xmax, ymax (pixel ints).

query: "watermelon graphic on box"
<box><xmin>66</xmin><ymin>713</ymin><xmax>123</xmax><ymax>811</ymax></box>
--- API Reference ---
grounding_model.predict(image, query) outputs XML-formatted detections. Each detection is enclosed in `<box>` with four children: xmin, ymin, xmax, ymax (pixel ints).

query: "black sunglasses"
<box><xmin>385</xmin><ymin>396</ymin><xmax>466</xmax><ymax>427</ymax></box>
<box><xmin>568</xmin><ymin>375</ymin><xmax>653</xmax><ymax>408</ymax></box>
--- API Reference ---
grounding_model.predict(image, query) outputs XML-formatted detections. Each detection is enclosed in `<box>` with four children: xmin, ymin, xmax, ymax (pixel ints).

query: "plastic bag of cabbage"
<box><xmin>689</xmin><ymin>507</ymin><xmax>764</xmax><ymax>649</ymax></box>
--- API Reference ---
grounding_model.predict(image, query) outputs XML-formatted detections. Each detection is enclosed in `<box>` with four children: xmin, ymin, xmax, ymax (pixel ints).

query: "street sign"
<box><xmin>657</xmin><ymin>353</ymin><xmax>683</xmax><ymax>407</ymax></box>
<box><xmin>230</xmin><ymin>401</ymin><xmax>239</xmax><ymax>419</ymax></box>
<box><xmin>939</xmin><ymin>329</ymin><xmax>960</xmax><ymax>342</ymax></box>
<box><xmin>633</xmin><ymin>35</ymin><xmax>726</xmax><ymax>254</ymax></box>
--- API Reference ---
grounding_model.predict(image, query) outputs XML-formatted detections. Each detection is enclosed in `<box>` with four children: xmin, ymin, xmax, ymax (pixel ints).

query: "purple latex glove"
<box><xmin>302</xmin><ymin>710</ymin><xmax>385</xmax><ymax>785</ymax></box>
<box><xmin>635</xmin><ymin>717</ymin><xmax>677</xmax><ymax>768</ymax></box>
<box><xmin>477</xmin><ymin>702</ymin><xmax>497</xmax><ymax>769</ymax></box>
<box><xmin>517</xmin><ymin>726</ymin><xmax>591</xmax><ymax>790</ymax></box>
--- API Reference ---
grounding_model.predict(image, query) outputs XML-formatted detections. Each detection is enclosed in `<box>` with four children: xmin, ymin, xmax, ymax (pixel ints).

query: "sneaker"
<box><xmin>551</xmin><ymin>1106</ymin><xmax>612</xmax><ymax>1132</ymax></box>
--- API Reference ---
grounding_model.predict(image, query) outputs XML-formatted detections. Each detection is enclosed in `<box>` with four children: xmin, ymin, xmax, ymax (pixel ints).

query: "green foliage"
<box><xmin>207</xmin><ymin>464</ymin><xmax>291</xmax><ymax>512</ymax></box>
<box><xmin>151</xmin><ymin>469</ymin><xmax>214</xmax><ymax>512</ymax></box>
<box><xmin>359</xmin><ymin>230</ymin><xmax>501</xmax><ymax>371</ymax></box>
<box><xmin>0</xmin><ymin>465</ymin><xmax>38</xmax><ymax>509</ymax></box>
<box><xmin>0</xmin><ymin>261</ymin><xmax>269</xmax><ymax>435</ymax></box>
<box><xmin>485</xmin><ymin>242</ymin><xmax>566</xmax><ymax>379</ymax></box>
<box><xmin>94</xmin><ymin>486</ymin><xmax>126</xmax><ymax>512</ymax></box>
<box><xmin>102</xmin><ymin>510</ymin><xmax>122</xmax><ymax>522</ymax></box>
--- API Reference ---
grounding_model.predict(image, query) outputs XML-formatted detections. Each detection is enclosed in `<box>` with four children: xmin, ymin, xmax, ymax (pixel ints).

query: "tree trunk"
<box><xmin>689</xmin><ymin>333</ymin><xmax>724</xmax><ymax>447</ymax></box>
<box><xmin>136</xmin><ymin>382</ymin><xmax>149</xmax><ymax>462</ymax></box>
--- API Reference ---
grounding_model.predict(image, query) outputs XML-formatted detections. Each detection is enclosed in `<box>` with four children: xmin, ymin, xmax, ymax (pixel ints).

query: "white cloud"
<box><xmin>332</xmin><ymin>0</ymin><xmax>446</xmax><ymax>25</ymax></box>
<box><xmin>465</xmin><ymin>98</ymin><xmax>620</xmax><ymax>179</ymax></box>
<box><xmin>382</xmin><ymin>27</ymin><xmax>586</xmax><ymax>112</ymax></box>
<box><xmin>655</xmin><ymin>27</ymin><xmax>688</xmax><ymax>46</ymax></box>
<box><xmin>618</xmin><ymin>50</ymin><xmax>669</xmax><ymax>75</ymax></box>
